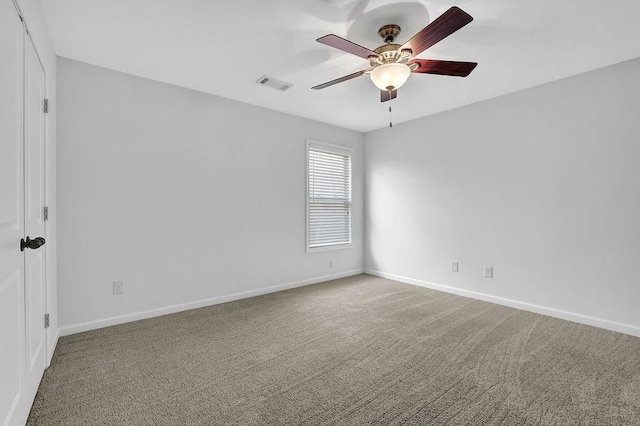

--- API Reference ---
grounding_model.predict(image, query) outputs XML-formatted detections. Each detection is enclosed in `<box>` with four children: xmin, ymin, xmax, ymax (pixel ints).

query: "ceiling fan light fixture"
<box><xmin>370</xmin><ymin>63</ymin><xmax>411</xmax><ymax>91</ymax></box>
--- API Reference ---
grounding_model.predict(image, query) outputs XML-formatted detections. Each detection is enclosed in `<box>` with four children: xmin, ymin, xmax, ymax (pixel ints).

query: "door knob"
<box><xmin>20</xmin><ymin>236</ymin><xmax>46</xmax><ymax>252</ymax></box>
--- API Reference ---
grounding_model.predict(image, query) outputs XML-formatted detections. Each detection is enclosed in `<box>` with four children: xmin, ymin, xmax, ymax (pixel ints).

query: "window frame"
<box><xmin>306</xmin><ymin>139</ymin><xmax>354</xmax><ymax>253</ymax></box>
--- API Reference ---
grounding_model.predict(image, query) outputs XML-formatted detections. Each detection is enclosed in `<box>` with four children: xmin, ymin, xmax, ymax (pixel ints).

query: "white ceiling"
<box><xmin>41</xmin><ymin>0</ymin><xmax>640</xmax><ymax>132</ymax></box>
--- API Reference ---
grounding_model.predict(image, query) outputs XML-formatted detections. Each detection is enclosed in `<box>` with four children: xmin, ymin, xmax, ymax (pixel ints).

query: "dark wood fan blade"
<box><xmin>380</xmin><ymin>89</ymin><xmax>398</xmax><ymax>102</ymax></box>
<box><xmin>317</xmin><ymin>34</ymin><xmax>378</xmax><ymax>59</ymax></box>
<box><xmin>311</xmin><ymin>69</ymin><xmax>370</xmax><ymax>90</ymax></box>
<box><xmin>409</xmin><ymin>59</ymin><xmax>477</xmax><ymax>77</ymax></box>
<box><xmin>400</xmin><ymin>7</ymin><xmax>473</xmax><ymax>57</ymax></box>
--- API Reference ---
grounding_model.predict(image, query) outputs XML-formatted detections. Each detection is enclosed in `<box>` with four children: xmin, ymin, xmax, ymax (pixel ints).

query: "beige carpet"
<box><xmin>28</xmin><ymin>274</ymin><xmax>640</xmax><ymax>425</ymax></box>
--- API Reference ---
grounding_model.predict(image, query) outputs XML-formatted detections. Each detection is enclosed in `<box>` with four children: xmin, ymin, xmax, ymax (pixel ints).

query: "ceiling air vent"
<box><xmin>256</xmin><ymin>75</ymin><xmax>294</xmax><ymax>92</ymax></box>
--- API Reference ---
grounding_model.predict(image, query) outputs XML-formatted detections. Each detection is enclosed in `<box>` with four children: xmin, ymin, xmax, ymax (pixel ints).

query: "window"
<box><xmin>306</xmin><ymin>140</ymin><xmax>353</xmax><ymax>252</ymax></box>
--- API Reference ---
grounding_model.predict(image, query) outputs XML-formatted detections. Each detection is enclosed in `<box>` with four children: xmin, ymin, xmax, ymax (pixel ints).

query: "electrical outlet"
<box><xmin>451</xmin><ymin>261</ymin><xmax>459</xmax><ymax>272</ymax></box>
<box><xmin>113</xmin><ymin>280</ymin><xmax>124</xmax><ymax>295</ymax></box>
<box><xmin>484</xmin><ymin>267</ymin><xmax>493</xmax><ymax>278</ymax></box>
<box><xmin>328</xmin><ymin>260</ymin><xmax>333</xmax><ymax>269</ymax></box>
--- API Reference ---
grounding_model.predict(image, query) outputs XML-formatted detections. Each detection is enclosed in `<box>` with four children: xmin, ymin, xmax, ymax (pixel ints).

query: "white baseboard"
<box><xmin>47</xmin><ymin>328</ymin><xmax>59</xmax><ymax>366</ymax></box>
<box><xmin>364</xmin><ymin>269</ymin><xmax>640</xmax><ymax>338</ymax></box>
<box><xmin>59</xmin><ymin>269</ymin><xmax>364</xmax><ymax>337</ymax></box>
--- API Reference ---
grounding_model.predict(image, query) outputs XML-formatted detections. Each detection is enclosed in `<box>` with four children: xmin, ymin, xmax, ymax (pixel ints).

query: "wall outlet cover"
<box><xmin>113</xmin><ymin>280</ymin><xmax>124</xmax><ymax>295</ymax></box>
<box><xmin>484</xmin><ymin>266</ymin><xmax>493</xmax><ymax>278</ymax></box>
<box><xmin>451</xmin><ymin>261</ymin><xmax>459</xmax><ymax>272</ymax></box>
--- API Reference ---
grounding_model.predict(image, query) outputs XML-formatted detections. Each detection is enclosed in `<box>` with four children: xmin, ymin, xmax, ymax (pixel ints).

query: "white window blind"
<box><xmin>307</xmin><ymin>143</ymin><xmax>352</xmax><ymax>250</ymax></box>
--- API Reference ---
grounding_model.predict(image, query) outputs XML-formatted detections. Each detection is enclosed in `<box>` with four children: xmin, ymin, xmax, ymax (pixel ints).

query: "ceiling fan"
<box><xmin>311</xmin><ymin>6</ymin><xmax>477</xmax><ymax>102</ymax></box>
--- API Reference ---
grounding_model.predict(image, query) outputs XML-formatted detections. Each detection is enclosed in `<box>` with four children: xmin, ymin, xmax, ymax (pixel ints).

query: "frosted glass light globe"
<box><xmin>370</xmin><ymin>63</ymin><xmax>411</xmax><ymax>91</ymax></box>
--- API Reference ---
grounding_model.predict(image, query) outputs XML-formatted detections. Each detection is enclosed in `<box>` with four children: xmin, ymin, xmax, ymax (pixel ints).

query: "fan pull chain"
<box><xmin>389</xmin><ymin>106</ymin><xmax>393</xmax><ymax>128</ymax></box>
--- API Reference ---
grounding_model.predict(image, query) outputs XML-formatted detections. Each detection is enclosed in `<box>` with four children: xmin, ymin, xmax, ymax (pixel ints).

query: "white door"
<box><xmin>0</xmin><ymin>3</ymin><xmax>48</xmax><ymax>425</ymax></box>
<box><xmin>23</xmin><ymin>35</ymin><xmax>48</xmax><ymax>407</ymax></box>
<box><xmin>0</xmin><ymin>1</ymin><xmax>26</xmax><ymax>424</ymax></box>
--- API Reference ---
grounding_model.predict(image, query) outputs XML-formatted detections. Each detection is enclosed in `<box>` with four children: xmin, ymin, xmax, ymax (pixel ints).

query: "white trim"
<box><xmin>46</xmin><ymin>328</ymin><xmax>58</xmax><ymax>367</ymax></box>
<box><xmin>306</xmin><ymin>242</ymin><xmax>353</xmax><ymax>253</ymax></box>
<box><xmin>59</xmin><ymin>269</ymin><xmax>364</xmax><ymax>337</ymax></box>
<box><xmin>364</xmin><ymin>269</ymin><xmax>640</xmax><ymax>338</ymax></box>
<box><xmin>306</xmin><ymin>139</ymin><xmax>354</xmax><ymax>253</ymax></box>
<box><xmin>307</xmin><ymin>140</ymin><xmax>354</xmax><ymax>157</ymax></box>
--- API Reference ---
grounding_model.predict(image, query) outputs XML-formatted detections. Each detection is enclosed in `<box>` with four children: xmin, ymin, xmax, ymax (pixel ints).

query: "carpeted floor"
<box><xmin>28</xmin><ymin>274</ymin><xmax>640</xmax><ymax>425</ymax></box>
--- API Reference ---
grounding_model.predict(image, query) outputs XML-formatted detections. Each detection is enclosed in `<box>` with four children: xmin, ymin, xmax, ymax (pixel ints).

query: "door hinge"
<box><xmin>44</xmin><ymin>98</ymin><xmax>49</xmax><ymax>114</ymax></box>
<box><xmin>44</xmin><ymin>313</ymin><xmax>50</xmax><ymax>328</ymax></box>
<box><xmin>44</xmin><ymin>206</ymin><xmax>49</xmax><ymax>221</ymax></box>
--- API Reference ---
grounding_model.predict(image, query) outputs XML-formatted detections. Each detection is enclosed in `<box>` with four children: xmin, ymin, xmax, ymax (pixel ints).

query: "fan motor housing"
<box><xmin>370</xmin><ymin>43</ymin><xmax>412</xmax><ymax>66</ymax></box>
<box><xmin>369</xmin><ymin>25</ymin><xmax>413</xmax><ymax>66</ymax></box>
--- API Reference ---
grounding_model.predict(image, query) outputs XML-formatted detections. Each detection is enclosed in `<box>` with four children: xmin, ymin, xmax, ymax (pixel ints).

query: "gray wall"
<box><xmin>364</xmin><ymin>57</ymin><xmax>640</xmax><ymax>335</ymax></box>
<box><xmin>57</xmin><ymin>58</ymin><xmax>364</xmax><ymax>332</ymax></box>
<box><xmin>58</xmin><ymin>55</ymin><xmax>640</xmax><ymax>336</ymax></box>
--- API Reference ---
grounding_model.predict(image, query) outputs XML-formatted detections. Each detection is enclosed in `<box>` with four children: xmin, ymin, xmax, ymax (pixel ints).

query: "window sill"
<box><xmin>306</xmin><ymin>243</ymin><xmax>353</xmax><ymax>254</ymax></box>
